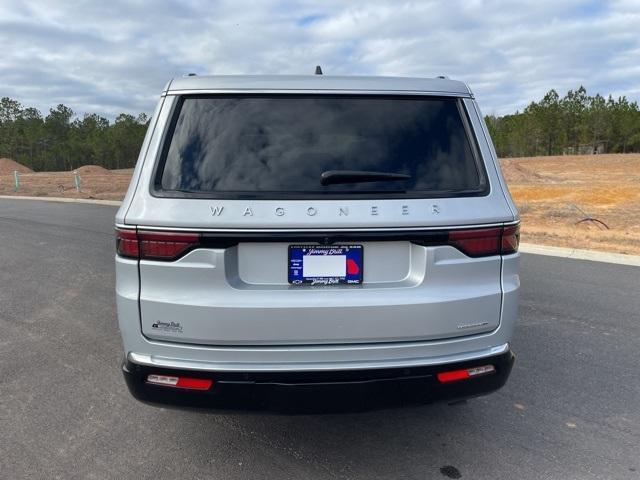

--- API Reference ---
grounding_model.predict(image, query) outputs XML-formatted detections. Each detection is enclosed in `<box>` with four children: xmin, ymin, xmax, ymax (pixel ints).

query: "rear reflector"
<box><xmin>437</xmin><ymin>364</ymin><xmax>495</xmax><ymax>383</ymax></box>
<box><xmin>147</xmin><ymin>374</ymin><xmax>213</xmax><ymax>390</ymax></box>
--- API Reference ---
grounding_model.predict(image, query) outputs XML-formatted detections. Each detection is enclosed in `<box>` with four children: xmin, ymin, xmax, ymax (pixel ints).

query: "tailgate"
<box><xmin>138</xmin><ymin>237</ymin><xmax>503</xmax><ymax>345</ymax></box>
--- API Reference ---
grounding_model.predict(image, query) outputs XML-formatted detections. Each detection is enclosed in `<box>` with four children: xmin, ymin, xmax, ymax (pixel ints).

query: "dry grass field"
<box><xmin>2</xmin><ymin>154</ymin><xmax>639</xmax><ymax>255</ymax></box>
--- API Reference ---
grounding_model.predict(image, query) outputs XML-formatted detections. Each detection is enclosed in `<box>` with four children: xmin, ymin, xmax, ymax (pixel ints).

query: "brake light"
<box><xmin>501</xmin><ymin>224</ymin><xmax>520</xmax><ymax>255</ymax></box>
<box><xmin>115</xmin><ymin>228</ymin><xmax>139</xmax><ymax>258</ymax></box>
<box><xmin>147</xmin><ymin>374</ymin><xmax>213</xmax><ymax>390</ymax></box>
<box><xmin>437</xmin><ymin>364</ymin><xmax>495</xmax><ymax>383</ymax></box>
<box><xmin>115</xmin><ymin>228</ymin><xmax>201</xmax><ymax>261</ymax></box>
<box><xmin>116</xmin><ymin>224</ymin><xmax>520</xmax><ymax>260</ymax></box>
<box><xmin>138</xmin><ymin>231</ymin><xmax>200</xmax><ymax>260</ymax></box>
<box><xmin>449</xmin><ymin>227</ymin><xmax>502</xmax><ymax>257</ymax></box>
<box><xmin>448</xmin><ymin>224</ymin><xmax>520</xmax><ymax>257</ymax></box>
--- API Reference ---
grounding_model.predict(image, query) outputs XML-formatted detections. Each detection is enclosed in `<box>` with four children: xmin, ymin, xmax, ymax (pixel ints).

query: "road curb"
<box><xmin>1</xmin><ymin>195</ymin><xmax>638</xmax><ymax>267</ymax></box>
<box><xmin>0</xmin><ymin>195</ymin><xmax>122</xmax><ymax>206</ymax></box>
<box><xmin>520</xmin><ymin>243</ymin><xmax>640</xmax><ymax>267</ymax></box>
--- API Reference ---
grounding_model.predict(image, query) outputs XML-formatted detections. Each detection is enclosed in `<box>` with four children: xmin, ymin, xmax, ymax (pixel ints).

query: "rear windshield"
<box><xmin>155</xmin><ymin>95</ymin><xmax>487</xmax><ymax>198</ymax></box>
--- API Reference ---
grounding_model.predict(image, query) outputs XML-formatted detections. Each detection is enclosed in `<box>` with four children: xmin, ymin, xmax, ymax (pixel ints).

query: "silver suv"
<box><xmin>115</xmin><ymin>74</ymin><xmax>520</xmax><ymax>412</ymax></box>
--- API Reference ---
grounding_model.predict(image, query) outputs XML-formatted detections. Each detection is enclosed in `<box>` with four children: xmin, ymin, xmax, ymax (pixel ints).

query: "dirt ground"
<box><xmin>0</xmin><ymin>163</ymin><xmax>133</xmax><ymax>201</ymax></box>
<box><xmin>1</xmin><ymin>154</ymin><xmax>639</xmax><ymax>255</ymax></box>
<box><xmin>501</xmin><ymin>154</ymin><xmax>640</xmax><ymax>255</ymax></box>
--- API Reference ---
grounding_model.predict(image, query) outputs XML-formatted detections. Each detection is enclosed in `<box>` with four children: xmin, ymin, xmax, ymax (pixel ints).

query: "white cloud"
<box><xmin>0</xmin><ymin>0</ymin><xmax>638</xmax><ymax>118</ymax></box>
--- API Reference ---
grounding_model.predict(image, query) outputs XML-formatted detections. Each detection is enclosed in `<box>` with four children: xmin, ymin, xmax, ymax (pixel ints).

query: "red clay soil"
<box><xmin>0</xmin><ymin>158</ymin><xmax>34</xmax><ymax>175</ymax></box>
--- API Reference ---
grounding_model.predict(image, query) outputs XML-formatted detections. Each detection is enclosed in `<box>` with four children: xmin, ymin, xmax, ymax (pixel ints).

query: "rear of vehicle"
<box><xmin>115</xmin><ymin>75</ymin><xmax>520</xmax><ymax>412</ymax></box>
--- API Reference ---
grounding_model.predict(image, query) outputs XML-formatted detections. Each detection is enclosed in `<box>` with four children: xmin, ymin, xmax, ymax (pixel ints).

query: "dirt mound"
<box><xmin>0</xmin><ymin>158</ymin><xmax>33</xmax><ymax>175</ymax></box>
<box><xmin>500</xmin><ymin>159</ymin><xmax>556</xmax><ymax>183</ymax></box>
<box><xmin>74</xmin><ymin>165</ymin><xmax>109</xmax><ymax>175</ymax></box>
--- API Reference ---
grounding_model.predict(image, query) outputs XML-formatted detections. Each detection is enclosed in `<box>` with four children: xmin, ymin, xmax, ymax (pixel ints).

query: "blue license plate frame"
<box><xmin>288</xmin><ymin>245</ymin><xmax>363</xmax><ymax>285</ymax></box>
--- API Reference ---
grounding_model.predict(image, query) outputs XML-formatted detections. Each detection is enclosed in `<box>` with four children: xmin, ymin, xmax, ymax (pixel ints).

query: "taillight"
<box><xmin>501</xmin><ymin>224</ymin><xmax>520</xmax><ymax>255</ymax></box>
<box><xmin>115</xmin><ymin>228</ymin><xmax>139</xmax><ymax>258</ymax></box>
<box><xmin>448</xmin><ymin>227</ymin><xmax>502</xmax><ymax>257</ymax></box>
<box><xmin>115</xmin><ymin>228</ymin><xmax>201</xmax><ymax>261</ymax></box>
<box><xmin>138</xmin><ymin>231</ymin><xmax>200</xmax><ymax>260</ymax></box>
<box><xmin>448</xmin><ymin>224</ymin><xmax>520</xmax><ymax>257</ymax></box>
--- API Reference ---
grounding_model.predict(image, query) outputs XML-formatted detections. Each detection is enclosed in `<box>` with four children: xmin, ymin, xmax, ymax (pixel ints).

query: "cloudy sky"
<box><xmin>1</xmin><ymin>0</ymin><xmax>639</xmax><ymax>119</ymax></box>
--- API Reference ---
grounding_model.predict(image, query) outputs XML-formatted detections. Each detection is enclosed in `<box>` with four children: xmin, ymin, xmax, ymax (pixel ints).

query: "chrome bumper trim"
<box><xmin>128</xmin><ymin>342</ymin><xmax>510</xmax><ymax>373</ymax></box>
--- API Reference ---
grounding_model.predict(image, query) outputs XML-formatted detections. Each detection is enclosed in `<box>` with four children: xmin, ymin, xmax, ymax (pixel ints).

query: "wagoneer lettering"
<box><xmin>116</xmin><ymin>74</ymin><xmax>520</xmax><ymax>412</ymax></box>
<box><xmin>209</xmin><ymin>205</ymin><xmax>224</xmax><ymax>216</ymax></box>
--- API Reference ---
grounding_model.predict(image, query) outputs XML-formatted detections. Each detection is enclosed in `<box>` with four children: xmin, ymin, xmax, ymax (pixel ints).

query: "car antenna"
<box><xmin>315</xmin><ymin>65</ymin><xmax>323</xmax><ymax>75</ymax></box>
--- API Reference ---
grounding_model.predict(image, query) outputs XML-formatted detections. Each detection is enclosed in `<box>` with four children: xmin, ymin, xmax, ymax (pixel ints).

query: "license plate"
<box><xmin>288</xmin><ymin>245</ymin><xmax>363</xmax><ymax>285</ymax></box>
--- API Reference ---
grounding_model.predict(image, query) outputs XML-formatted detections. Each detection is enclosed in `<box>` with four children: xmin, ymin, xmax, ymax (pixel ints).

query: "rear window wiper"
<box><xmin>320</xmin><ymin>170</ymin><xmax>411</xmax><ymax>186</ymax></box>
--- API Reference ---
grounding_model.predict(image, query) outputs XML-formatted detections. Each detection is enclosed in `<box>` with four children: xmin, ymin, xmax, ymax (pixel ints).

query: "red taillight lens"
<box><xmin>502</xmin><ymin>224</ymin><xmax>520</xmax><ymax>255</ymax></box>
<box><xmin>115</xmin><ymin>229</ymin><xmax>200</xmax><ymax>261</ymax></box>
<box><xmin>449</xmin><ymin>227</ymin><xmax>502</xmax><ymax>257</ymax></box>
<box><xmin>115</xmin><ymin>228</ymin><xmax>139</xmax><ymax>258</ymax></box>
<box><xmin>138</xmin><ymin>231</ymin><xmax>200</xmax><ymax>260</ymax></box>
<box><xmin>448</xmin><ymin>224</ymin><xmax>520</xmax><ymax>257</ymax></box>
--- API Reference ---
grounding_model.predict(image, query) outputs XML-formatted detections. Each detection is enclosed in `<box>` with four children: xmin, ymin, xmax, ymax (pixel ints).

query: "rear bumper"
<box><xmin>122</xmin><ymin>348</ymin><xmax>514</xmax><ymax>413</ymax></box>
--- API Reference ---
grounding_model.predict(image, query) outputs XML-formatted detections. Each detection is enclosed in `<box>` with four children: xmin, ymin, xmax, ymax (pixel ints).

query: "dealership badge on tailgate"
<box><xmin>288</xmin><ymin>245</ymin><xmax>363</xmax><ymax>285</ymax></box>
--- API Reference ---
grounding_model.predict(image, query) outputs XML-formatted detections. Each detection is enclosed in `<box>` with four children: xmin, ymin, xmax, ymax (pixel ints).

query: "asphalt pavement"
<box><xmin>1</xmin><ymin>198</ymin><xmax>639</xmax><ymax>480</ymax></box>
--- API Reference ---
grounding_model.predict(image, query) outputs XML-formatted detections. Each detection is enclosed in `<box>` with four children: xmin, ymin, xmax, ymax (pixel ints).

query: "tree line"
<box><xmin>0</xmin><ymin>97</ymin><xmax>148</xmax><ymax>171</ymax></box>
<box><xmin>486</xmin><ymin>86</ymin><xmax>640</xmax><ymax>157</ymax></box>
<box><xmin>2</xmin><ymin>87</ymin><xmax>640</xmax><ymax>172</ymax></box>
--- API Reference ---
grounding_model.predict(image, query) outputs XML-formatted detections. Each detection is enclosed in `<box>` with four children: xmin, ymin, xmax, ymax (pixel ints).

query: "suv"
<box><xmin>116</xmin><ymin>74</ymin><xmax>520</xmax><ymax>412</ymax></box>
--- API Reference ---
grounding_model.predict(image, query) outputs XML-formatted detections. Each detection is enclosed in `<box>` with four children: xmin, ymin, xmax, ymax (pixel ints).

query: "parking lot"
<box><xmin>1</xmin><ymin>199</ymin><xmax>639</xmax><ymax>479</ymax></box>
